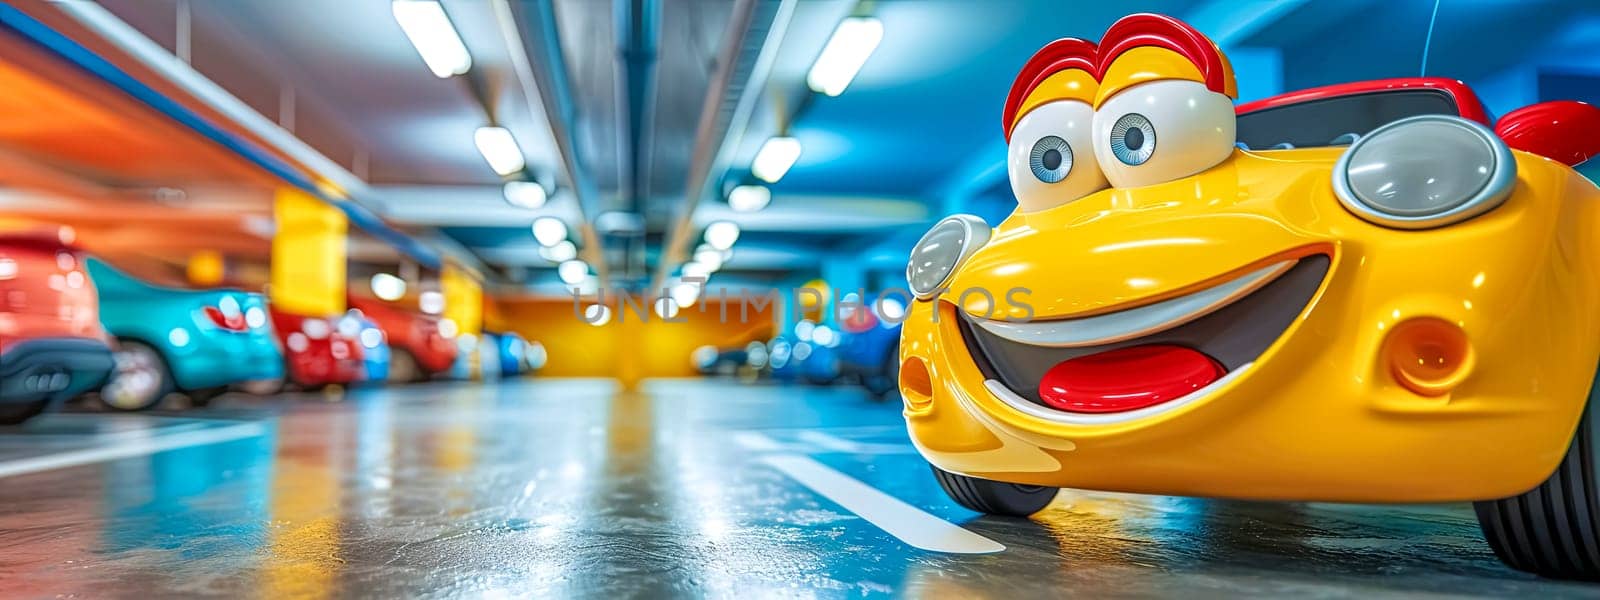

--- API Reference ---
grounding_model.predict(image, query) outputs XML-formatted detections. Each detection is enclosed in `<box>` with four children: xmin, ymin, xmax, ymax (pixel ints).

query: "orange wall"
<box><xmin>489</xmin><ymin>296</ymin><xmax>774</xmax><ymax>383</ymax></box>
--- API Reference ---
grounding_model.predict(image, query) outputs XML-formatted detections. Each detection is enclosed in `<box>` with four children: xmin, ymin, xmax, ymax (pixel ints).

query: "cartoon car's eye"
<box><xmin>1028</xmin><ymin>135</ymin><xmax>1072</xmax><ymax>183</ymax></box>
<box><xmin>1333</xmin><ymin>114</ymin><xmax>1516</xmax><ymax>229</ymax></box>
<box><xmin>1108</xmin><ymin>113</ymin><xmax>1156</xmax><ymax>165</ymax></box>
<box><xmin>1093</xmin><ymin>80</ymin><xmax>1236</xmax><ymax>188</ymax></box>
<box><xmin>1008</xmin><ymin>100</ymin><xmax>1107</xmax><ymax>212</ymax></box>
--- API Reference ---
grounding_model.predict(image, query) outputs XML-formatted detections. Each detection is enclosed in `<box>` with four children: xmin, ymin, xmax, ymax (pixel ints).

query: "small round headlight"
<box><xmin>1333</xmin><ymin>114</ymin><xmax>1515</xmax><ymax>229</ymax></box>
<box><xmin>907</xmin><ymin>214</ymin><xmax>991</xmax><ymax>299</ymax></box>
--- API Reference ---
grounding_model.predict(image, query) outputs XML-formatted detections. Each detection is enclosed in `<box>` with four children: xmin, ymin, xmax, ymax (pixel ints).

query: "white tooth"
<box><xmin>976</xmin><ymin>260</ymin><xmax>1295</xmax><ymax>347</ymax></box>
<box><xmin>984</xmin><ymin>363</ymin><xmax>1252</xmax><ymax>424</ymax></box>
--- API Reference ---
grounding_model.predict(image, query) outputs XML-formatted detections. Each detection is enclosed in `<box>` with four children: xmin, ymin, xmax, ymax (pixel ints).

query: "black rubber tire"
<box><xmin>0</xmin><ymin>400</ymin><xmax>50</xmax><ymax>425</ymax></box>
<box><xmin>931</xmin><ymin>465</ymin><xmax>1057</xmax><ymax>517</ymax></box>
<box><xmin>1474</xmin><ymin>413</ymin><xmax>1600</xmax><ymax>580</ymax></box>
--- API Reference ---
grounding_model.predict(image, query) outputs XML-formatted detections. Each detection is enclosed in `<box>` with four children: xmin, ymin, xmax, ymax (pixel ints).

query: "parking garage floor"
<box><xmin>1</xmin><ymin>379</ymin><xmax>1596</xmax><ymax>598</ymax></box>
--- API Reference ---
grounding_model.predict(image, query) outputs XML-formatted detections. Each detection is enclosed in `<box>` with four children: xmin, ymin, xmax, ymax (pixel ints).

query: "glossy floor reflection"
<box><xmin>0</xmin><ymin>379</ymin><xmax>1595</xmax><ymax>598</ymax></box>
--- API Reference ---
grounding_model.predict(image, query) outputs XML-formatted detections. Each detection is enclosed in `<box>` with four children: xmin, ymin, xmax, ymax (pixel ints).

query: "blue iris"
<box><xmin>1029</xmin><ymin>135</ymin><xmax>1072</xmax><ymax>183</ymax></box>
<box><xmin>1110</xmin><ymin>113</ymin><xmax>1156</xmax><ymax>165</ymax></box>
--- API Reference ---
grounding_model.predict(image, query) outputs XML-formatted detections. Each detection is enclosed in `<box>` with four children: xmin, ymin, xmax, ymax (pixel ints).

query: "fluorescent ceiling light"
<box><xmin>693</xmin><ymin>247</ymin><xmax>724</xmax><ymax>271</ymax></box>
<box><xmin>671</xmin><ymin>280</ymin><xmax>702</xmax><ymax>308</ymax></box>
<box><xmin>807</xmin><ymin>17</ymin><xmax>883</xmax><ymax>96</ymax></box>
<box><xmin>504</xmin><ymin>181</ymin><xmax>547</xmax><ymax>209</ymax></box>
<box><xmin>751</xmin><ymin>137</ymin><xmax>801</xmax><ymax>183</ymax></box>
<box><xmin>703</xmin><ymin>221</ymin><xmax>740</xmax><ymax>251</ymax></box>
<box><xmin>392</xmin><ymin>0</ymin><xmax>473</xmax><ymax>78</ymax></box>
<box><xmin>558</xmin><ymin>260</ymin><xmax>589</xmax><ymax>285</ymax></box>
<box><xmin>681</xmin><ymin>261</ymin><xmax>712</xmax><ymax>279</ymax></box>
<box><xmin>474</xmin><ymin>126</ymin><xmax>526</xmax><ymax>176</ymax></box>
<box><xmin>370</xmin><ymin>273</ymin><xmax>407</xmax><ymax>301</ymax></box>
<box><xmin>584</xmin><ymin>304</ymin><xmax>611</xmax><ymax>326</ymax></box>
<box><xmin>531</xmin><ymin>216</ymin><xmax>567</xmax><ymax>247</ymax></box>
<box><xmin>654</xmin><ymin>298</ymin><xmax>680</xmax><ymax>320</ymax></box>
<box><xmin>539</xmin><ymin>240</ymin><xmax>577</xmax><ymax>262</ymax></box>
<box><xmin>727</xmin><ymin>185</ymin><xmax>771</xmax><ymax>212</ymax></box>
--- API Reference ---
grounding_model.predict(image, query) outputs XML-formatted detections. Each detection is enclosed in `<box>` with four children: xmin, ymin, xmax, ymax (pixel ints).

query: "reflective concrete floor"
<box><xmin>1</xmin><ymin>379</ymin><xmax>1597</xmax><ymax>598</ymax></box>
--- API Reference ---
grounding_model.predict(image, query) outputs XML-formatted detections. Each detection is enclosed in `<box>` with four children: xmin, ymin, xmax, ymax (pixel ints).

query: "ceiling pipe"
<box><xmin>651</xmin><ymin>0</ymin><xmax>796</xmax><ymax>291</ymax></box>
<box><xmin>615</xmin><ymin>0</ymin><xmax>660</xmax><ymax>283</ymax></box>
<box><xmin>494</xmin><ymin>0</ymin><xmax>609</xmax><ymax>284</ymax></box>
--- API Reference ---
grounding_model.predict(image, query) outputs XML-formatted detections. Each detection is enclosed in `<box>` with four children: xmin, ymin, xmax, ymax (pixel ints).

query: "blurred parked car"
<box><xmin>524</xmin><ymin>340</ymin><xmax>547</xmax><ymax>373</ymax></box>
<box><xmin>836</xmin><ymin>296</ymin><xmax>903</xmax><ymax>398</ymax></box>
<box><xmin>0</xmin><ymin>229</ymin><xmax>114</xmax><ymax>423</ymax></box>
<box><xmin>693</xmin><ymin>344</ymin><xmax>747</xmax><ymax>377</ymax></box>
<box><xmin>348</xmin><ymin>311</ymin><xmax>389</xmax><ymax>385</ymax></box>
<box><xmin>268</xmin><ymin>305</ymin><xmax>365</xmax><ymax>389</ymax></box>
<box><xmin>493</xmin><ymin>331</ymin><xmax>529</xmax><ymax>378</ymax></box>
<box><xmin>348</xmin><ymin>294</ymin><xmax>456</xmax><ymax>382</ymax></box>
<box><xmin>445</xmin><ymin>333</ymin><xmax>494</xmax><ymax>381</ymax></box>
<box><xmin>791</xmin><ymin>319</ymin><xmax>842</xmax><ymax>385</ymax></box>
<box><xmin>87</xmin><ymin>257</ymin><xmax>281</xmax><ymax>410</ymax></box>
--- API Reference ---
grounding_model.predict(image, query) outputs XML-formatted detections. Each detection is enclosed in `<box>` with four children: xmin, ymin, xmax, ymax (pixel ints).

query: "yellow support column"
<box><xmin>271</xmin><ymin>188</ymin><xmax>348</xmax><ymax>316</ymax></box>
<box><xmin>441</xmin><ymin>264</ymin><xmax>483</xmax><ymax>378</ymax></box>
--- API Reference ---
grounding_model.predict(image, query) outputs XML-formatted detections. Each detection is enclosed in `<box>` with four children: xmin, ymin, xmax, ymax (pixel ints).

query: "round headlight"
<box><xmin>907</xmin><ymin>215</ymin><xmax>991</xmax><ymax>299</ymax></box>
<box><xmin>1333</xmin><ymin>114</ymin><xmax>1515</xmax><ymax>229</ymax></box>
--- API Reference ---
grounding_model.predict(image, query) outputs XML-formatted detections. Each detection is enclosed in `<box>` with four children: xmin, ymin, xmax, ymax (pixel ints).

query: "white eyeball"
<box><xmin>1092</xmin><ymin>79</ymin><xmax>1236</xmax><ymax>188</ymax></box>
<box><xmin>1007</xmin><ymin>100</ymin><xmax>1107</xmax><ymax>213</ymax></box>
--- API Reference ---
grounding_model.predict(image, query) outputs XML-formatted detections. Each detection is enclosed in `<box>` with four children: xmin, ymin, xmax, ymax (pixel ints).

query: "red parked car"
<box><xmin>347</xmin><ymin>294</ymin><xmax>456</xmax><ymax>382</ymax></box>
<box><xmin>268</xmin><ymin>305</ymin><xmax>365</xmax><ymax>389</ymax></box>
<box><xmin>0</xmin><ymin>228</ymin><xmax>114</xmax><ymax>423</ymax></box>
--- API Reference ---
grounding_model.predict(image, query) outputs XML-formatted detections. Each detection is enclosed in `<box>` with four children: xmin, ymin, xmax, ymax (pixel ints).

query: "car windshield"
<box><xmin>1236</xmin><ymin>88</ymin><xmax>1463</xmax><ymax>150</ymax></box>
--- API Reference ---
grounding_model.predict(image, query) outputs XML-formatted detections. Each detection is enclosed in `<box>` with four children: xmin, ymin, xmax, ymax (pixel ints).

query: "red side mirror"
<box><xmin>1494</xmin><ymin>101</ymin><xmax>1600</xmax><ymax>166</ymax></box>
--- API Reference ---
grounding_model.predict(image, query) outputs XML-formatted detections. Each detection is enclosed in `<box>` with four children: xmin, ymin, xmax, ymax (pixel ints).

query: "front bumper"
<box><xmin>0</xmin><ymin>337</ymin><xmax>114</xmax><ymax>404</ymax></box>
<box><xmin>902</xmin><ymin>180</ymin><xmax>1600</xmax><ymax>503</ymax></box>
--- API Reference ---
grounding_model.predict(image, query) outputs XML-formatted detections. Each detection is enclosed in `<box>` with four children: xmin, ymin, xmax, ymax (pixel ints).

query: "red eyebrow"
<box><xmin>1094</xmin><ymin>13</ymin><xmax>1229</xmax><ymax>97</ymax></box>
<box><xmin>1001</xmin><ymin>37</ymin><xmax>1097</xmax><ymax>142</ymax></box>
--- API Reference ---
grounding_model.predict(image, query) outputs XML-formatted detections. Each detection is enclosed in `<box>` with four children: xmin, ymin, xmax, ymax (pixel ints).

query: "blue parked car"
<box><xmin>343</xmin><ymin>311</ymin><xmax>389</xmax><ymax>385</ymax></box>
<box><xmin>836</xmin><ymin>295</ymin><xmax>904</xmax><ymax>398</ymax></box>
<box><xmin>88</xmin><ymin>258</ymin><xmax>283</xmax><ymax>409</ymax></box>
<box><xmin>493</xmin><ymin>331</ymin><xmax>529</xmax><ymax>378</ymax></box>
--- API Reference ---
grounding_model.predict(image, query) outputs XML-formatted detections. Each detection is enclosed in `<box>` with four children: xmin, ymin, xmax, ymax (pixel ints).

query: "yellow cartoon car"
<box><xmin>899</xmin><ymin>13</ymin><xmax>1600</xmax><ymax>580</ymax></box>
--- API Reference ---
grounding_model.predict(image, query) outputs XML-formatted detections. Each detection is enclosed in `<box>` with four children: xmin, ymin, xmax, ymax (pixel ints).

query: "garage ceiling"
<box><xmin>67</xmin><ymin>0</ymin><xmax>1600</xmax><ymax>294</ymax></box>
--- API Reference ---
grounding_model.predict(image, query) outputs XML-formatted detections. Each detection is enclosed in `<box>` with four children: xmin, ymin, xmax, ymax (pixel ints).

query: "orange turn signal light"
<box><xmin>1384</xmin><ymin>317</ymin><xmax>1474</xmax><ymax>396</ymax></box>
<box><xmin>901</xmin><ymin>357</ymin><xmax>933</xmax><ymax>408</ymax></box>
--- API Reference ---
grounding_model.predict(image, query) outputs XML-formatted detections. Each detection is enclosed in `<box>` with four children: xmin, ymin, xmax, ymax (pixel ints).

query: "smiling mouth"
<box><xmin>960</xmin><ymin>254</ymin><xmax>1330</xmax><ymax>423</ymax></box>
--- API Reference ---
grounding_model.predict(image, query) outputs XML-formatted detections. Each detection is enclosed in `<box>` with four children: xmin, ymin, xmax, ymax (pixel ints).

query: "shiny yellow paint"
<box><xmin>1014</xmin><ymin>68</ymin><xmax>1098</xmax><ymax>129</ymax></box>
<box><xmin>441</xmin><ymin>264</ymin><xmax>483</xmax><ymax>377</ymax></box>
<box><xmin>270</xmin><ymin>188</ymin><xmax>347</xmax><ymax>317</ymax></box>
<box><xmin>901</xmin><ymin>147</ymin><xmax>1600</xmax><ymax>502</ymax></box>
<box><xmin>1096</xmin><ymin>46</ymin><xmax>1233</xmax><ymax>107</ymax></box>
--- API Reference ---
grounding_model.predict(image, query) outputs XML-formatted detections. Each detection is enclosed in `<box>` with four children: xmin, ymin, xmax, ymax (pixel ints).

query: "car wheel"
<box><xmin>0</xmin><ymin>400</ymin><xmax>51</xmax><ymax>425</ymax></box>
<box><xmin>1474</xmin><ymin>411</ymin><xmax>1600</xmax><ymax>580</ymax></box>
<box><xmin>931</xmin><ymin>464</ymin><xmax>1057</xmax><ymax>517</ymax></box>
<box><xmin>389</xmin><ymin>349</ymin><xmax>423</xmax><ymax>384</ymax></box>
<box><xmin>100</xmin><ymin>340</ymin><xmax>172</xmax><ymax>411</ymax></box>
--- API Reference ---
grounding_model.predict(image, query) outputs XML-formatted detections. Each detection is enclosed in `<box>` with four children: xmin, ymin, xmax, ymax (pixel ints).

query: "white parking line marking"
<box><xmin>0</xmin><ymin>422</ymin><xmax>267</xmax><ymax>479</ymax></box>
<box><xmin>733</xmin><ymin>431</ymin><xmax>784</xmax><ymax>452</ymax></box>
<box><xmin>760</xmin><ymin>453</ymin><xmax>1006</xmax><ymax>554</ymax></box>
<box><xmin>794</xmin><ymin>430</ymin><xmax>915</xmax><ymax>455</ymax></box>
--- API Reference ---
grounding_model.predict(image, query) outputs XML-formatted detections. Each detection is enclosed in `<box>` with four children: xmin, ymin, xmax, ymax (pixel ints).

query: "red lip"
<box><xmin>1038</xmin><ymin>344</ymin><xmax>1224</xmax><ymax>413</ymax></box>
